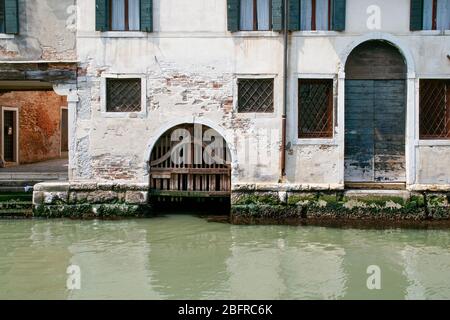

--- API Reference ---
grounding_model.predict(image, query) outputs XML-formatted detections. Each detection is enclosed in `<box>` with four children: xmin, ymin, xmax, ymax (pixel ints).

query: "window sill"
<box><xmin>410</xmin><ymin>30</ymin><xmax>450</xmax><ymax>36</ymax></box>
<box><xmin>98</xmin><ymin>31</ymin><xmax>148</xmax><ymax>38</ymax></box>
<box><xmin>294</xmin><ymin>138</ymin><xmax>337</xmax><ymax>146</ymax></box>
<box><xmin>100</xmin><ymin>111</ymin><xmax>146</xmax><ymax>119</ymax></box>
<box><xmin>417</xmin><ymin>139</ymin><xmax>450</xmax><ymax>146</ymax></box>
<box><xmin>231</xmin><ymin>31</ymin><xmax>281</xmax><ymax>37</ymax></box>
<box><xmin>0</xmin><ymin>33</ymin><xmax>15</xmax><ymax>39</ymax></box>
<box><xmin>291</xmin><ymin>30</ymin><xmax>341</xmax><ymax>37</ymax></box>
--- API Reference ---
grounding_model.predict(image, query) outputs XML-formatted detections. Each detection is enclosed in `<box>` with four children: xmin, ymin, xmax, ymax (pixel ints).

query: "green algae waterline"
<box><xmin>1</xmin><ymin>214</ymin><xmax>450</xmax><ymax>300</ymax></box>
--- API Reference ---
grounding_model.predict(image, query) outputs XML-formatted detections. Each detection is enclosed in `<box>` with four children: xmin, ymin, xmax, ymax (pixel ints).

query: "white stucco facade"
<box><xmin>73</xmin><ymin>0</ymin><xmax>450</xmax><ymax>191</ymax></box>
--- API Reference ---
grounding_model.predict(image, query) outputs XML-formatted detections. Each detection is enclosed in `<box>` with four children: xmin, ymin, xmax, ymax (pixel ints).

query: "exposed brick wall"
<box><xmin>0</xmin><ymin>90</ymin><xmax>67</xmax><ymax>164</ymax></box>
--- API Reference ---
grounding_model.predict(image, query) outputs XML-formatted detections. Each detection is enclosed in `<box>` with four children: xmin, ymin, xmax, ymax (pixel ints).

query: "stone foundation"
<box><xmin>230</xmin><ymin>185</ymin><xmax>450</xmax><ymax>225</ymax></box>
<box><xmin>33</xmin><ymin>182</ymin><xmax>151</xmax><ymax>218</ymax></box>
<box><xmin>31</xmin><ymin>182</ymin><xmax>450</xmax><ymax>225</ymax></box>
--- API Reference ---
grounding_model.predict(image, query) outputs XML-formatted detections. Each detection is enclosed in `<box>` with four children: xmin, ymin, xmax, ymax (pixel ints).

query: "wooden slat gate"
<box><xmin>149</xmin><ymin>124</ymin><xmax>231</xmax><ymax>197</ymax></box>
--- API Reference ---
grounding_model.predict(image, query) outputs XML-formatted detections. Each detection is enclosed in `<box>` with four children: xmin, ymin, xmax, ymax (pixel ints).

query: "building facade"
<box><xmin>32</xmin><ymin>0</ymin><xmax>450</xmax><ymax>219</ymax></box>
<box><xmin>0</xmin><ymin>0</ymin><xmax>77</xmax><ymax>167</ymax></box>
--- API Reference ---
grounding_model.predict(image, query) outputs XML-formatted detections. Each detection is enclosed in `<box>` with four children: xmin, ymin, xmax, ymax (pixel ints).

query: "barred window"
<box><xmin>106</xmin><ymin>78</ymin><xmax>142</xmax><ymax>112</ymax></box>
<box><xmin>298</xmin><ymin>79</ymin><xmax>333</xmax><ymax>138</ymax></box>
<box><xmin>237</xmin><ymin>78</ymin><xmax>274</xmax><ymax>113</ymax></box>
<box><xmin>420</xmin><ymin>79</ymin><xmax>450</xmax><ymax>139</ymax></box>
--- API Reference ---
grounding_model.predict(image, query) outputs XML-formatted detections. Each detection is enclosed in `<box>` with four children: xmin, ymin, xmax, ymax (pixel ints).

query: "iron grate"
<box><xmin>298</xmin><ymin>79</ymin><xmax>334</xmax><ymax>138</ymax></box>
<box><xmin>420</xmin><ymin>79</ymin><xmax>450</xmax><ymax>139</ymax></box>
<box><xmin>237</xmin><ymin>78</ymin><xmax>274</xmax><ymax>113</ymax></box>
<box><xmin>106</xmin><ymin>78</ymin><xmax>142</xmax><ymax>112</ymax></box>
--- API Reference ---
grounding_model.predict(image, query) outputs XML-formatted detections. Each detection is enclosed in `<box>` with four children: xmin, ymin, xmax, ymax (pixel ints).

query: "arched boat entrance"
<box><xmin>344</xmin><ymin>40</ymin><xmax>407</xmax><ymax>188</ymax></box>
<box><xmin>149</xmin><ymin>123</ymin><xmax>232</xmax><ymax>203</ymax></box>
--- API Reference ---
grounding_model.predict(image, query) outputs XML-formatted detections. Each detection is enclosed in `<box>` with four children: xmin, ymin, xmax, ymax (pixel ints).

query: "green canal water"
<box><xmin>0</xmin><ymin>214</ymin><xmax>450</xmax><ymax>300</ymax></box>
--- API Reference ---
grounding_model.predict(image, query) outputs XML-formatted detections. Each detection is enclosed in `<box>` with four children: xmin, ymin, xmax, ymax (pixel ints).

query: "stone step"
<box><xmin>0</xmin><ymin>173</ymin><xmax>68</xmax><ymax>181</ymax></box>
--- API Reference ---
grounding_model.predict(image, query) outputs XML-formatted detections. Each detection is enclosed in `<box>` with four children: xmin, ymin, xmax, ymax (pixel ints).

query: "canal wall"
<box><xmin>29</xmin><ymin>182</ymin><xmax>450</xmax><ymax>223</ymax></box>
<box><xmin>32</xmin><ymin>182</ymin><xmax>150</xmax><ymax>218</ymax></box>
<box><xmin>230</xmin><ymin>187</ymin><xmax>450</xmax><ymax>224</ymax></box>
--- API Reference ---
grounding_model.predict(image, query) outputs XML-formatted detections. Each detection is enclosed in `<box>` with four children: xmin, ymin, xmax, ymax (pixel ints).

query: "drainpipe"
<box><xmin>280</xmin><ymin>0</ymin><xmax>289</xmax><ymax>181</ymax></box>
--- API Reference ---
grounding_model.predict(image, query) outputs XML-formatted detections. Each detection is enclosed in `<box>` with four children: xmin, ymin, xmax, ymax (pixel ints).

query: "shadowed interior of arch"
<box><xmin>148</xmin><ymin>123</ymin><xmax>232</xmax><ymax>198</ymax></box>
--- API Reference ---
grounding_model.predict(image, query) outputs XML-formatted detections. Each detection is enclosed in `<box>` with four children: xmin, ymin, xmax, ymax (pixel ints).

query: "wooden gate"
<box><xmin>149</xmin><ymin>124</ymin><xmax>231</xmax><ymax>197</ymax></box>
<box><xmin>344</xmin><ymin>41</ymin><xmax>407</xmax><ymax>185</ymax></box>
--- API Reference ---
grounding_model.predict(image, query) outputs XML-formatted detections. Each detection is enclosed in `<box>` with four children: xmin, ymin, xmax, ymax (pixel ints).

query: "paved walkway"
<box><xmin>0</xmin><ymin>158</ymin><xmax>68</xmax><ymax>173</ymax></box>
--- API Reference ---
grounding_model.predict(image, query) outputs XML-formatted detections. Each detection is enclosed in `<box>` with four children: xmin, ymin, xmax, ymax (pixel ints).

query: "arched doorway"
<box><xmin>149</xmin><ymin>123</ymin><xmax>232</xmax><ymax>197</ymax></box>
<box><xmin>344</xmin><ymin>40</ymin><xmax>407</xmax><ymax>187</ymax></box>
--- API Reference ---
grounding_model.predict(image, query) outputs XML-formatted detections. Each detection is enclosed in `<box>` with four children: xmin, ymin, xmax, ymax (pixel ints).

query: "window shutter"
<box><xmin>410</xmin><ymin>0</ymin><xmax>423</xmax><ymax>31</ymax></box>
<box><xmin>4</xmin><ymin>0</ymin><xmax>18</xmax><ymax>34</ymax></box>
<box><xmin>288</xmin><ymin>0</ymin><xmax>300</xmax><ymax>31</ymax></box>
<box><xmin>140</xmin><ymin>0</ymin><xmax>153</xmax><ymax>32</ymax></box>
<box><xmin>95</xmin><ymin>0</ymin><xmax>109</xmax><ymax>32</ymax></box>
<box><xmin>227</xmin><ymin>0</ymin><xmax>240</xmax><ymax>32</ymax></box>
<box><xmin>272</xmin><ymin>0</ymin><xmax>283</xmax><ymax>31</ymax></box>
<box><xmin>332</xmin><ymin>0</ymin><xmax>346</xmax><ymax>31</ymax></box>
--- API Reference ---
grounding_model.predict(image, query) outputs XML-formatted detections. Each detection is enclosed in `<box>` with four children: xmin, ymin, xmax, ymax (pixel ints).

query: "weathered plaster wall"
<box><xmin>75</xmin><ymin>0</ymin><xmax>450</xmax><ymax>188</ymax></box>
<box><xmin>0</xmin><ymin>90</ymin><xmax>66</xmax><ymax>164</ymax></box>
<box><xmin>0</xmin><ymin>0</ymin><xmax>76</xmax><ymax>61</ymax></box>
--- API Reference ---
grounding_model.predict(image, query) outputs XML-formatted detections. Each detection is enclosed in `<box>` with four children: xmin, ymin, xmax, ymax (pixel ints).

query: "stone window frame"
<box><xmin>417</xmin><ymin>75</ymin><xmax>450</xmax><ymax>146</ymax></box>
<box><xmin>100</xmin><ymin>73</ymin><xmax>147</xmax><ymax>118</ymax></box>
<box><xmin>233</xmin><ymin>73</ymin><xmax>279</xmax><ymax>119</ymax></box>
<box><xmin>293</xmin><ymin>73</ymin><xmax>337</xmax><ymax>146</ymax></box>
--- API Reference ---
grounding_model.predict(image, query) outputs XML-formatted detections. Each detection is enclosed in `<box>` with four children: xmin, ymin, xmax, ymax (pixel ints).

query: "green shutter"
<box><xmin>288</xmin><ymin>0</ymin><xmax>300</xmax><ymax>31</ymax></box>
<box><xmin>332</xmin><ymin>0</ymin><xmax>346</xmax><ymax>31</ymax></box>
<box><xmin>272</xmin><ymin>0</ymin><xmax>283</xmax><ymax>31</ymax></box>
<box><xmin>4</xmin><ymin>0</ymin><xmax>18</xmax><ymax>34</ymax></box>
<box><xmin>95</xmin><ymin>0</ymin><xmax>109</xmax><ymax>32</ymax></box>
<box><xmin>410</xmin><ymin>0</ymin><xmax>423</xmax><ymax>31</ymax></box>
<box><xmin>140</xmin><ymin>0</ymin><xmax>153</xmax><ymax>32</ymax></box>
<box><xmin>227</xmin><ymin>0</ymin><xmax>239</xmax><ymax>32</ymax></box>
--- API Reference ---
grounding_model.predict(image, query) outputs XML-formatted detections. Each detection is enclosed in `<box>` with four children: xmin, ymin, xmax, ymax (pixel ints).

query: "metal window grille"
<box><xmin>298</xmin><ymin>79</ymin><xmax>333</xmax><ymax>138</ymax></box>
<box><xmin>237</xmin><ymin>78</ymin><xmax>274</xmax><ymax>113</ymax></box>
<box><xmin>106</xmin><ymin>78</ymin><xmax>142</xmax><ymax>112</ymax></box>
<box><xmin>420</xmin><ymin>79</ymin><xmax>450</xmax><ymax>139</ymax></box>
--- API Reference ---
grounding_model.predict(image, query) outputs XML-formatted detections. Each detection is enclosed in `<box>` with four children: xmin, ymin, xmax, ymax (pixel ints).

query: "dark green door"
<box><xmin>344</xmin><ymin>40</ymin><xmax>407</xmax><ymax>184</ymax></box>
<box><xmin>3</xmin><ymin>110</ymin><xmax>15</xmax><ymax>162</ymax></box>
<box><xmin>345</xmin><ymin>80</ymin><xmax>406</xmax><ymax>182</ymax></box>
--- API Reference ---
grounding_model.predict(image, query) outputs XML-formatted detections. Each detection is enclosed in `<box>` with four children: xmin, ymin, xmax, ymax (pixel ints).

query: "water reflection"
<box><xmin>0</xmin><ymin>216</ymin><xmax>449</xmax><ymax>300</ymax></box>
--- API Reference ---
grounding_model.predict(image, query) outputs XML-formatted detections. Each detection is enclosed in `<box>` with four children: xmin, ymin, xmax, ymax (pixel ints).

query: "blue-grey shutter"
<box><xmin>288</xmin><ymin>0</ymin><xmax>300</xmax><ymax>31</ymax></box>
<box><xmin>4</xmin><ymin>0</ymin><xmax>19</xmax><ymax>34</ymax></box>
<box><xmin>272</xmin><ymin>0</ymin><xmax>283</xmax><ymax>31</ymax></box>
<box><xmin>95</xmin><ymin>0</ymin><xmax>109</xmax><ymax>32</ymax></box>
<box><xmin>332</xmin><ymin>0</ymin><xmax>346</xmax><ymax>31</ymax></box>
<box><xmin>140</xmin><ymin>0</ymin><xmax>153</xmax><ymax>32</ymax></box>
<box><xmin>227</xmin><ymin>0</ymin><xmax>240</xmax><ymax>32</ymax></box>
<box><xmin>410</xmin><ymin>0</ymin><xmax>424</xmax><ymax>31</ymax></box>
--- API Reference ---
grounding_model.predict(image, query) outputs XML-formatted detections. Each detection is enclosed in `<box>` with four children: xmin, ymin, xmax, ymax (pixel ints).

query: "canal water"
<box><xmin>1</xmin><ymin>214</ymin><xmax>449</xmax><ymax>300</ymax></box>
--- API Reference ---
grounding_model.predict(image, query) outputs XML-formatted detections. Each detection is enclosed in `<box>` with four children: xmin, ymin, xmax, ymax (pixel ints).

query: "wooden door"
<box><xmin>61</xmin><ymin>108</ymin><xmax>68</xmax><ymax>152</ymax></box>
<box><xmin>344</xmin><ymin>41</ymin><xmax>407</xmax><ymax>184</ymax></box>
<box><xmin>3</xmin><ymin>110</ymin><xmax>15</xmax><ymax>162</ymax></box>
<box><xmin>345</xmin><ymin>80</ymin><xmax>406</xmax><ymax>182</ymax></box>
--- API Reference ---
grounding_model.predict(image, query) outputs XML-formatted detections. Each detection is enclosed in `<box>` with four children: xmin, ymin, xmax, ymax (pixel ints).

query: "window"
<box><xmin>237</xmin><ymin>78</ymin><xmax>274</xmax><ymax>113</ymax></box>
<box><xmin>298</xmin><ymin>79</ymin><xmax>333</xmax><ymax>138</ymax></box>
<box><xmin>110</xmin><ymin>0</ymin><xmax>140</xmax><ymax>31</ymax></box>
<box><xmin>423</xmin><ymin>0</ymin><xmax>450</xmax><ymax>30</ymax></box>
<box><xmin>301</xmin><ymin>0</ymin><xmax>333</xmax><ymax>31</ymax></box>
<box><xmin>0</xmin><ymin>0</ymin><xmax>4</xmax><ymax>33</ymax></box>
<box><xmin>420</xmin><ymin>79</ymin><xmax>450</xmax><ymax>139</ymax></box>
<box><xmin>106</xmin><ymin>78</ymin><xmax>142</xmax><ymax>112</ymax></box>
<box><xmin>240</xmin><ymin>0</ymin><xmax>271</xmax><ymax>31</ymax></box>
